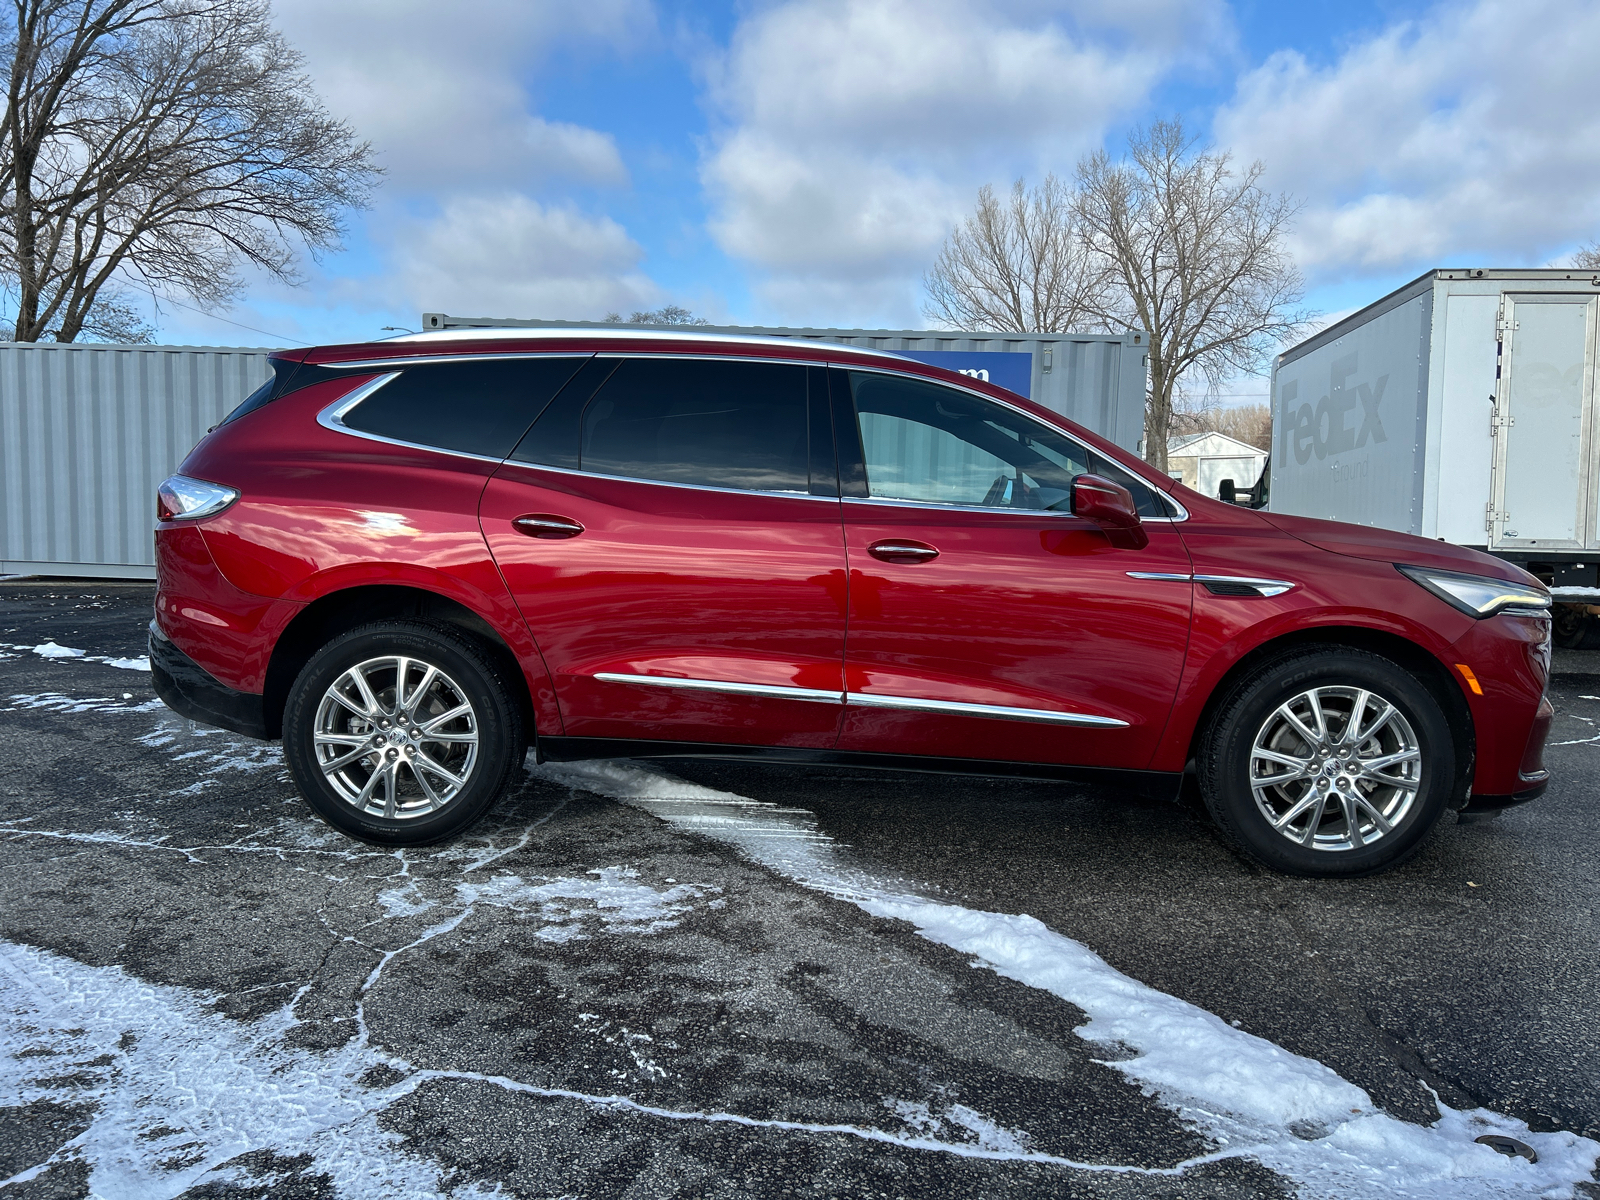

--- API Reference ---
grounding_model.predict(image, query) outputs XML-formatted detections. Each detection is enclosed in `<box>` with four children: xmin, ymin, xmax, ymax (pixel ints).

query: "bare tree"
<box><xmin>0</xmin><ymin>0</ymin><xmax>379</xmax><ymax>342</ymax></box>
<box><xmin>604</xmin><ymin>304</ymin><xmax>711</xmax><ymax>326</ymax></box>
<box><xmin>923</xmin><ymin>175</ymin><xmax>1110</xmax><ymax>332</ymax></box>
<box><xmin>1075</xmin><ymin>120</ymin><xmax>1309</xmax><ymax>471</ymax></box>
<box><xmin>1576</xmin><ymin>241</ymin><xmax>1600</xmax><ymax>271</ymax></box>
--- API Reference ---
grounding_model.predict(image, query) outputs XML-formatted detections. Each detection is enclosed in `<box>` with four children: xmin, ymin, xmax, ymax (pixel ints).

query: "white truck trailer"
<box><xmin>1268</xmin><ymin>267</ymin><xmax>1600</xmax><ymax>644</ymax></box>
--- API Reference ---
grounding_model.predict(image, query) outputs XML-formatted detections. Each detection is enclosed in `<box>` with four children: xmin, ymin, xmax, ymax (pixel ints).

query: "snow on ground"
<box><xmin>5</xmin><ymin>642</ymin><xmax>150</xmax><ymax>670</ymax></box>
<box><xmin>533</xmin><ymin>759</ymin><xmax>1600</xmax><ymax>1199</ymax></box>
<box><xmin>457</xmin><ymin>866</ymin><xmax>717</xmax><ymax>942</ymax></box>
<box><xmin>0</xmin><ymin>939</ymin><xmax>442</xmax><ymax>1199</ymax></box>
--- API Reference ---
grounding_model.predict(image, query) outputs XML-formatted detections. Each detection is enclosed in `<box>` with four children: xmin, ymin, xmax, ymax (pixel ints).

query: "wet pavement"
<box><xmin>1</xmin><ymin>581</ymin><xmax>1596</xmax><ymax>1199</ymax></box>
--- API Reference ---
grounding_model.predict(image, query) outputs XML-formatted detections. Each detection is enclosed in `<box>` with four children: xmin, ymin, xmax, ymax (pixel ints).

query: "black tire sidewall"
<box><xmin>283</xmin><ymin>622</ymin><xmax>522</xmax><ymax>845</ymax></box>
<box><xmin>1202</xmin><ymin>650</ymin><xmax>1454</xmax><ymax>877</ymax></box>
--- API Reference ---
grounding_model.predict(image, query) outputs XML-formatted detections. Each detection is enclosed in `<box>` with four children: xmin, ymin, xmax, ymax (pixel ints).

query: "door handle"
<box><xmin>512</xmin><ymin>514</ymin><xmax>585</xmax><ymax>539</ymax></box>
<box><xmin>868</xmin><ymin>539</ymin><xmax>939</xmax><ymax>564</ymax></box>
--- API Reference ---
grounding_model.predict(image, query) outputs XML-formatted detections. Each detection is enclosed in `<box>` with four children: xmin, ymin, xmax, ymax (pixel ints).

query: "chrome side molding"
<box><xmin>1126</xmin><ymin>571</ymin><xmax>1296</xmax><ymax>598</ymax></box>
<box><xmin>594</xmin><ymin>673</ymin><xmax>845</xmax><ymax>705</ymax></box>
<box><xmin>847</xmin><ymin>692</ymin><xmax>1129</xmax><ymax>727</ymax></box>
<box><xmin>592</xmin><ymin>672</ymin><xmax>1127</xmax><ymax>727</ymax></box>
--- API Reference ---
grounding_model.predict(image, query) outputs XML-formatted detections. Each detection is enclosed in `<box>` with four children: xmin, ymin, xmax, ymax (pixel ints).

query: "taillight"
<box><xmin>156</xmin><ymin>474</ymin><xmax>239</xmax><ymax>522</ymax></box>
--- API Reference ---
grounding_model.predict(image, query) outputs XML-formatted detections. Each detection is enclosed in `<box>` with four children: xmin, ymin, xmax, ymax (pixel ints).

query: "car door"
<box><xmin>832</xmin><ymin>366</ymin><xmax>1194</xmax><ymax>770</ymax></box>
<box><xmin>480</xmin><ymin>354</ymin><xmax>848</xmax><ymax>749</ymax></box>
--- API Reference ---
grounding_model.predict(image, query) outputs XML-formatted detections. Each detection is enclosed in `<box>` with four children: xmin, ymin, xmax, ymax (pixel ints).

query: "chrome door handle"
<box><xmin>868</xmin><ymin>539</ymin><xmax>939</xmax><ymax>564</ymax></box>
<box><xmin>512</xmin><ymin>514</ymin><xmax>585</xmax><ymax>539</ymax></box>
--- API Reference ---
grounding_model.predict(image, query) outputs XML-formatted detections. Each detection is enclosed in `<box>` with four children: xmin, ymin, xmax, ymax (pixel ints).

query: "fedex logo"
<box><xmin>1280</xmin><ymin>351</ymin><xmax>1388</xmax><ymax>465</ymax></box>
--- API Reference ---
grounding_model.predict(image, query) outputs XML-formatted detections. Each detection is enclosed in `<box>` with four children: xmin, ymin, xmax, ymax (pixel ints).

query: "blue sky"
<box><xmin>147</xmin><ymin>0</ymin><xmax>1600</xmax><ymax>382</ymax></box>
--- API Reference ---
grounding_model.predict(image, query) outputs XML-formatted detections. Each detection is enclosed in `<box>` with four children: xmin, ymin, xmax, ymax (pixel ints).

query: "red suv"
<box><xmin>150</xmin><ymin>329</ymin><xmax>1553</xmax><ymax>876</ymax></box>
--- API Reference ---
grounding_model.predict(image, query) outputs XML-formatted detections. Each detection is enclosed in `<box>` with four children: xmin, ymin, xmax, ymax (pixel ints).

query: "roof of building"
<box><xmin>1166</xmin><ymin>431</ymin><xmax>1266</xmax><ymax>458</ymax></box>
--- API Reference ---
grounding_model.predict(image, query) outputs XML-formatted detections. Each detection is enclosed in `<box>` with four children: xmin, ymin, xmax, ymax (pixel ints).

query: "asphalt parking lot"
<box><xmin>2</xmin><ymin>581</ymin><xmax>1598</xmax><ymax>1199</ymax></box>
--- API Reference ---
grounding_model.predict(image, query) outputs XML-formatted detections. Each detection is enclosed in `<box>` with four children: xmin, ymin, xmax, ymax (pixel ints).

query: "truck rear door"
<box><xmin>1490</xmin><ymin>294</ymin><xmax>1599</xmax><ymax>551</ymax></box>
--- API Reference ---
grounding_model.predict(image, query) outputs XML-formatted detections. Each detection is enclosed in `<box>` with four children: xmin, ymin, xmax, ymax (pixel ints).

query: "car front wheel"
<box><xmin>1198</xmin><ymin>648</ymin><xmax>1456</xmax><ymax>876</ymax></box>
<box><xmin>283</xmin><ymin>620</ymin><xmax>524</xmax><ymax>845</ymax></box>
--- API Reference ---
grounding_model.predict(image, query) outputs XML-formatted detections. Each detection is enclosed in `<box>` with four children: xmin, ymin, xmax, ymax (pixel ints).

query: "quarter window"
<box><xmin>577</xmin><ymin>358</ymin><xmax>810</xmax><ymax>493</ymax></box>
<box><xmin>846</xmin><ymin>371</ymin><xmax>1174</xmax><ymax>517</ymax></box>
<box><xmin>340</xmin><ymin>357</ymin><xmax>588</xmax><ymax>459</ymax></box>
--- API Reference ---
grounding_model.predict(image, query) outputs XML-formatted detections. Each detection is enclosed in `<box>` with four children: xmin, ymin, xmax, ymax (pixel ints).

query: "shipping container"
<box><xmin>421</xmin><ymin>314</ymin><xmax>1150</xmax><ymax>454</ymax></box>
<box><xmin>0</xmin><ymin>342</ymin><xmax>274</xmax><ymax>580</ymax></box>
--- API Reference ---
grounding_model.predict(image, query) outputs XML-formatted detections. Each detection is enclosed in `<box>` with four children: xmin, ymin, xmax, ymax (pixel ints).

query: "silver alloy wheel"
<box><xmin>1249</xmin><ymin>685</ymin><xmax>1422</xmax><ymax>852</ymax></box>
<box><xmin>312</xmin><ymin>655</ymin><xmax>479</xmax><ymax>819</ymax></box>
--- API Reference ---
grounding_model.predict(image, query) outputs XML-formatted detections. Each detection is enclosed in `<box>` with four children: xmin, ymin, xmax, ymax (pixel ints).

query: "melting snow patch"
<box><xmin>0</xmin><ymin>940</ymin><xmax>440</xmax><ymax>1198</ymax></box>
<box><xmin>458</xmin><ymin>867</ymin><xmax>714</xmax><ymax>942</ymax></box>
<box><xmin>532</xmin><ymin>759</ymin><xmax>1600</xmax><ymax>1199</ymax></box>
<box><xmin>101</xmin><ymin>655</ymin><xmax>150</xmax><ymax>671</ymax></box>
<box><xmin>377</xmin><ymin>881</ymin><xmax>438</xmax><ymax>919</ymax></box>
<box><xmin>31</xmin><ymin>641</ymin><xmax>84</xmax><ymax>658</ymax></box>
<box><xmin>5</xmin><ymin>691</ymin><xmax>164</xmax><ymax>715</ymax></box>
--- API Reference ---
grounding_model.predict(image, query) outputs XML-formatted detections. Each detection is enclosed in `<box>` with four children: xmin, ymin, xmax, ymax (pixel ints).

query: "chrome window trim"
<box><xmin>843</xmin><ymin>494</ymin><xmax>1088</xmax><ymax>519</ymax></box>
<box><xmin>592</xmin><ymin>671</ymin><xmax>1128</xmax><ymax>728</ymax></box>
<box><xmin>502</xmin><ymin>458</ymin><xmax>839</xmax><ymax>503</ymax></box>
<box><xmin>1125</xmin><ymin>571</ymin><xmax>1295</xmax><ymax>598</ymax></box>
<box><xmin>316</xmin><ymin>372</ymin><xmax>514</xmax><ymax>466</ymax></box>
<box><xmin>848</xmin><ymin>692</ymin><xmax>1129</xmax><ymax>728</ymax></box>
<box><xmin>595</xmin><ymin>672</ymin><xmax>844</xmax><ymax>705</ymax></box>
<box><xmin>834</xmin><ymin>362</ymin><xmax>1190</xmax><ymax>523</ymax></box>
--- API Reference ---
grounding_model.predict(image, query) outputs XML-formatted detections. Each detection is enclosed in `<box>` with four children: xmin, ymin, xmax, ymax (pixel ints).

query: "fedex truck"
<box><xmin>1268</xmin><ymin>268</ymin><xmax>1600</xmax><ymax>644</ymax></box>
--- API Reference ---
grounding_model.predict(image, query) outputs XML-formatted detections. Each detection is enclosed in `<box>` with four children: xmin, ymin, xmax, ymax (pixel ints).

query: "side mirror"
<box><xmin>1218</xmin><ymin>479</ymin><xmax>1237</xmax><ymax>504</ymax></box>
<box><xmin>1072</xmin><ymin>474</ymin><xmax>1148</xmax><ymax>549</ymax></box>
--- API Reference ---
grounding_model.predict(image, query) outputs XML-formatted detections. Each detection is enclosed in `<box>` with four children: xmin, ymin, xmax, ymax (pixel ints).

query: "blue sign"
<box><xmin>894</xmin><ymin>351</ymin><xmax>1032</xmax><ymax>399</ymax></box>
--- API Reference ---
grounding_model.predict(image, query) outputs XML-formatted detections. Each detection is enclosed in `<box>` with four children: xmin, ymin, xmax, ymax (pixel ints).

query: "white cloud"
<box><xmin>273</xmin><ymin>0</ymin><xmax>647</xmax><ymax>192</ymax></box>
<box><xmin>387</xmin><ymin>194</ymin><xmax>658</xmax><ymax>320</ymax></box>
<box><xmin>700</xmin><ymin>0</ymin><xmax>1228</xmax><ymax>326</ymax></box>
<box><xmin>235</xmin><ymin>0</ymin><xmax>663</xmax><ymax>331</ymax></box>
<box><xmin>1214</xmin><ymin>0</ymin><xmax>1600</xmax><ymax>276</ymax></box>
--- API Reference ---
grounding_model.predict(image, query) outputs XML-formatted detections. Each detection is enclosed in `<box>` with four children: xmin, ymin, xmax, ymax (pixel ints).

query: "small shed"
<box><xmin>1166</xmin><ymin>431</ymin><xmax>1267</xmax><ymax>500</ymax></box>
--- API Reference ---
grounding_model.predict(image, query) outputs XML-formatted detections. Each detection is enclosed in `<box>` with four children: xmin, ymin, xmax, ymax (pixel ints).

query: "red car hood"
<box><xmin>1259</xmin><ymin>511</ymin><xmax>1542</xmax><ymax>586</ymax></box>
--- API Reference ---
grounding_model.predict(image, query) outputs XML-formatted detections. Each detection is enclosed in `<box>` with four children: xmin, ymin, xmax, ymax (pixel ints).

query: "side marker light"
<box><xmin>1455</xmin><ymin>664</ymin><xmax>1483</xmax><ymax>695</ymax></box>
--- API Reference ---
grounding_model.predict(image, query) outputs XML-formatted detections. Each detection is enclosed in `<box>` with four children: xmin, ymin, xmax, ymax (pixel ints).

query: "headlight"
<box><xmin>1397</xmin><ymin>564</ymin><xmax>1551</xmax><ymax>618</ymax></box>
<box><xmin>157</xmin><ymin>474</ymin><xmax>239</xmax><ymax>521</ymax></box>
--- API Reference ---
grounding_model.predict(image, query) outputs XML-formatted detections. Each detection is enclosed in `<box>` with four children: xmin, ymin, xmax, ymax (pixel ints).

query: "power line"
<box><xmin>152</xmin><ymin>294</ymin><xmax>310</xmax><ymax>346</ymax></box>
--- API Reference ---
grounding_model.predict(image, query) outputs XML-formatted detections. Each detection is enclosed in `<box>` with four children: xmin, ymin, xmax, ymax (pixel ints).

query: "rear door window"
<box><xmin>340</xmin><ymin>357</ymin><xmax>589</xmax><ymax>459</ymax></box>
<box><xmin>844</xmin><ymin>370</ymin><xmax>1175</xmax><ymax>517</ymax></box>
<box><xmin>517</xmin><ymin>357</ymin><xmax>814</xmax><ymax>494</ymax></box>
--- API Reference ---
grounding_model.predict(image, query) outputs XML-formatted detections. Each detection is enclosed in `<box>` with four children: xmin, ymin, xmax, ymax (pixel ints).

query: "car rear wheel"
<box><xmin>283</xmin><ymin>620</ymin><xmax>524</xmax><ymax>845</ymax></box>
<box><xmin>1198</xmin><ymin>648</ymin><xmax>1455</xmax><ymax>876</ymax></box>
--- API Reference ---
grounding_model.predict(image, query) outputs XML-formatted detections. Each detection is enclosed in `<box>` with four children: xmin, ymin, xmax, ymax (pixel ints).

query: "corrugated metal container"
<box><xmin>0</xmin><ymin>342</ymin><xmax>274</xmax><ymax>579</ymax></box>
<box><xmin>1268</xmin><ymin>268</ymin><xmax>1600</xmax><ymax>577</ymax></box>
<box><xmin>421</xmin><ymin>315</ymin><xmax>1150</xmax><ymax>454</ymax></box>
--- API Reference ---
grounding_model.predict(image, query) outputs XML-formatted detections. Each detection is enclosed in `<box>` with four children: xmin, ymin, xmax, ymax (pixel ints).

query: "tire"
<box><xmin>1552</xmin><ymin>605</ymin><xmax>1600</xmax><ymax>649</ymax></box>
<box><xmin>1197</xmin><ymin>648</ymin><xmax>1454</xmax><ymax>877</ymax></box>
<box><xmin>283</xmin><ymin>620</ymin><xmax>524</xmax><ymax>845</ymax></box>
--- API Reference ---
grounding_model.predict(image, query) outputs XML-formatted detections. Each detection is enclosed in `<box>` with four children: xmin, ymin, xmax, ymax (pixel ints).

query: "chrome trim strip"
<box><xmin>591</xmin><ymin>671</ymin><xmax>1126</xmax><ymax>728</ymax></box>
<box><xmin>848</xmin><ymin>692</ymin><xmax>1129</xmax><ymax>728</ymax></box>
<box><xmin>504</xmin><ymin>459</ymin><xmax>841</xmax><ymax>503</ymax></box>
<box><xmin>1124</xmin><ymin>571</ymin><xmax>1296</xmax><ymax>597</ymax></box>
<box><xmin>834</xmin><ymin>363</ymin><xmax>1190</xmax><ymax>523</ymax></box>
<box><xmin>594</xmin><ymin>672</ymin><xmax>845</xmax><ymax>705</ymax></box>
<box><xmin>316</xmin><ymin>373</ymin><xmax>514</xmax><ymax>466</ymax></box>
<box><xmin>1194</xmin><ymin>574</ymin><xmax>1296</xmax><ymax>598</ymax></box>
<box><xmin>844</xmin><ymin>495</ymin><xmax>1078</xmax><ymax>519</ymax></box>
